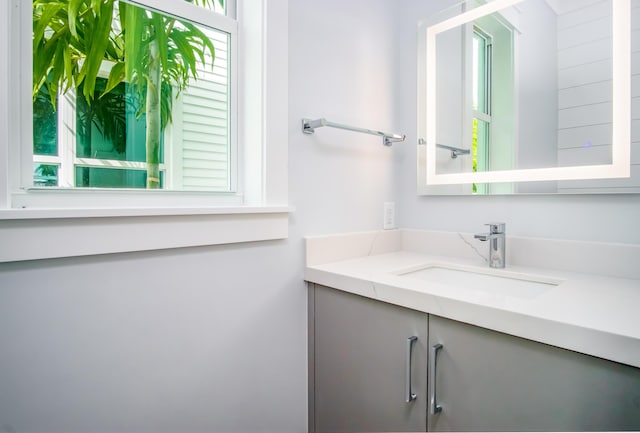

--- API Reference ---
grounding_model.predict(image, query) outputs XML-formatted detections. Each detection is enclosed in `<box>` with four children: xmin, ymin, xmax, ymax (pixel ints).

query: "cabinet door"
<box><xmin>428</xmin><ymin>315</ymin><xmax>640</xmax><ymax>431</ymax></box>
<box><xmin>311</xmin><ymin>284</ymin><xmax>429</xmax><ymax>433</ymax></box>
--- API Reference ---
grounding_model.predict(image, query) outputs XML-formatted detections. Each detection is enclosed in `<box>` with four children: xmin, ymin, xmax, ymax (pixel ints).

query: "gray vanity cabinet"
<box><xmin>309</xmin><ymin>284</ymin><xmax>429</xmax><ymax>433</ymax></box>
<box><xmin>309</xmin><ymin>284</ymin><xmax>640</xmax><ymax>432</ymax></box>
<box><xmin>428</xmin><ymin>314</ymin><xmax>640</xmax><ymax>431</ymax></box>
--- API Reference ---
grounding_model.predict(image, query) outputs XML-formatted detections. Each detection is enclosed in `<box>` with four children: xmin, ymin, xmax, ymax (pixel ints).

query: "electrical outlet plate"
<box><xmin>383</xmin><ymin>202</ymin><xmax>395</xmax><ymax>230</ymax></box>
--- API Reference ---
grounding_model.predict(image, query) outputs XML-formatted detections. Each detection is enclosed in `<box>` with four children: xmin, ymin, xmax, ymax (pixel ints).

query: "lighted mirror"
<box><xmin>417</xmin><ymin>0</ymin><xmax>634</xmax><ymax>195</ymax></box>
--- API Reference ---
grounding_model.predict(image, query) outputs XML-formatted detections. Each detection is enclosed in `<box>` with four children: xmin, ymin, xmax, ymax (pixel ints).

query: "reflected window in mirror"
<box><xmin>470</xmin><ymin>14</ymin><xmax>516</xmax><ymax>194</ymax></box>
<box><xmin>472</xmin><ymin>27</ymin><xmax>491</xmax><ymax>194</ymax></box>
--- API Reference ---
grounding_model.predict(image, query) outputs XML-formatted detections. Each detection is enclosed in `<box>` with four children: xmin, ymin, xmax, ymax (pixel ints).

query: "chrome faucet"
<box><xmin>474</xmin><ymin>223</ymin><xmax>506</xmax><ymax>268</ymax></box>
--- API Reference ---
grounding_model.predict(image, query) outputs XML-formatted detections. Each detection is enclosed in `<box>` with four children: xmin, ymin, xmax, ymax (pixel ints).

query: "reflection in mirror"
<box><xmin>418</xmin><ymin>0</ymin><xmax>637</xmax><ymax>195</ymax></box>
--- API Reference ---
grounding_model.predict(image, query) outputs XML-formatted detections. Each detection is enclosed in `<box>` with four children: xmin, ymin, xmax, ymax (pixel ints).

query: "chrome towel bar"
<box><xmin>418</xmin><ymin>138</ymin><xmax>471</xmax><ymax>159</ymax></box>
<box><xmin>436</xmin><ymin>143</ymin><xmax>471</xmax><ymax>158</ymax></box>
<box><xmin>302</xmin><ymin>118</ymin><xmax>406</xmax><ymax>147</ymax></box>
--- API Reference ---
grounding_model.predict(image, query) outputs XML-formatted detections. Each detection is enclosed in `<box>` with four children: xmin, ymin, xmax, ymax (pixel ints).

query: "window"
<box><xmin>3</xmin><ymin>0</ymin><xmax>288</xmax><ymax>210</ymax></box>
<box><xmin>31</xmin><ymin>0</ymin><xmax>235</xmax><ymax>192</ymax></box>
<box><xmin>0</xmin><ymin>0</ymin><xmax>290</xmax><ymax>262</ymax></box>
<box><xmin>470</xmin><ymin>14</ymin><xmax>515</xmax><ymax>194</ymax></box>
<box><xmin>471</xmin><ymin>27</ymin><xmax>492</xmax><ymax>194</ymax></box>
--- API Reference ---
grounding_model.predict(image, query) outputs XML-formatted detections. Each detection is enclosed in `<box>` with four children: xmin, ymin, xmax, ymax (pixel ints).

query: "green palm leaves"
<box><xmin>32</xmin><ymin>0</ymin><xmax>220</xmax><ymax>188</ymax></box>
<box><xmin>33</xmin><ymin>0</ymin><xmax>119</xmax><ymax>107</ymax></box>
<box><xmin>33</xmin><ymin>0</ymin><xmax>216</xmax><ymax>123</ymax></box>
<box><xmin>117</xmin><ymin>1</ymin><xmax>216</xmax><ymax>129</ymax></box>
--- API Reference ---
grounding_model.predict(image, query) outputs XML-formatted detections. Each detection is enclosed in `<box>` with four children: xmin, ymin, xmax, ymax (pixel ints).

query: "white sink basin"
<box><xmin>397</xmin><ymin>264</ymin><xmax>563</xmax><ymax>300</ymax></box>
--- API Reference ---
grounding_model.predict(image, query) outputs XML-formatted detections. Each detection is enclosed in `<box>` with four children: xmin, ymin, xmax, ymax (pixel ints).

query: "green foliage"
<box><xmin>34</xmin><ymin>164</ymin><xmax>59</xmax><ymax>186</ymax></box>
<box><xmin>33</xmin><ymin>0</ymin><xmax>221</xmax><ymax>188</ymax></box>
<box><xmin>33</xmin><ymin>0</ymin><xmax>218</xmax><ymax>129</ymax></box>
<box><xmin>33</xmin><ymin>0</ymin><xmax>120</xmax><ymax>106</ymax></box>
<box><xmin>76</xmin><ymin>79</ymin><xmax>127</xmax><ymax>154</ymax></box>
<box><xmin>118</xmin><ymin>1</ymin><xmax>216</xmax><ymax>130</ymax></box>
<box><xmin>33</xmin><ymin>86</ymin><xmax>58</xmax><ymax>154</ymax></box>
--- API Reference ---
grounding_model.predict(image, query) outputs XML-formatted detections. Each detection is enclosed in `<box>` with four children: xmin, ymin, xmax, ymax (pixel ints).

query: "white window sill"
<box><xmin>0</xmin><ymin>205</ymin><xmax>293</xmax><ymax>220</ymax></box>
<box><xmin>0</xmin><ymin>205</ymin><xmax>293</xmax><ymax>263</ymax></box>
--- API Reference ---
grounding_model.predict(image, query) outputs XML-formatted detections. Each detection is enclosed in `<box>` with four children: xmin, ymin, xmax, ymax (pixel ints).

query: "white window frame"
<box><xmin>471</xmin><ymin>25</ymin><xmax>492</xmax><ymax>195</ymax></box>
<box><xmin>0</xmin><ymin>0</ymin><xmax>290</xmax><ymax>262</ymax></box>
<box><xmin>19</xmin><ymin>0</ymin><xmax>239</xmax><ymax>202</ymax></box>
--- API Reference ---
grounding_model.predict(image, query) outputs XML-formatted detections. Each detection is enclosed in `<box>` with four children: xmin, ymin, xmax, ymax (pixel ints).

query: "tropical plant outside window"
<box><xmin>32</xmin><ymin>0</ymin><xmax>232</xmax><ymax>191</ymax></box>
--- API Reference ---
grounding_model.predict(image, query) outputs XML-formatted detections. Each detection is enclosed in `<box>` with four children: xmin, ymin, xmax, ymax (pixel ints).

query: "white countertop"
<box><xmin>304</xmin><ymin>229</ymin><xmax>640</xmax><ymax>368</ymax></box>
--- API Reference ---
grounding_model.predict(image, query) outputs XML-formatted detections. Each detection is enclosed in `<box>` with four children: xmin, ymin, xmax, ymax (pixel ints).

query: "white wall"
<box><xmin>288</xmin><ymin>0</ymin><xmax>398</xmax><ymax>236</ymax></box>
<box><xmin>394</xmin><ymin>0</ymin><xmax>640</xmax><ymax>244</ymax></box>
<box><xmin>0</xmin><ymin>0</ymin><xmax>399</xmax><ymax>432</ymax></box>
<box><xmin>557</xmin><ymin>1</ymin><xmax>640</xmax><ymax>193</ymax></box>
<box><xmin>0</xmin><ymin>243</ymin><xmax>306</xmax><ymax>432</ymax></box>
<box><xmin>555</xmin><ymin>0</ymin><xmax>613</xmax><ymax>175</ymax></box>
<box><xmin>516</xmin><ymin>0</ymin><xmax>558</xmax><ymax>194</ymax></box>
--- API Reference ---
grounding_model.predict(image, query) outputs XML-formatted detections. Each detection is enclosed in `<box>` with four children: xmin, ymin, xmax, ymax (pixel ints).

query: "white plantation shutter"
<box><xmin>174</xmin><ymin>28</ymin><xmax>231</xmax><ymax>191</ymax></box>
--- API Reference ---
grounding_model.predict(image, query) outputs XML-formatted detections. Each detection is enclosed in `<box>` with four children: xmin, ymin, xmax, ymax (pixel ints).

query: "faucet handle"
<box><xmin>485</xmin><ymin>222</ymin><xmax>505</xmax><ymax>234</ymax></box>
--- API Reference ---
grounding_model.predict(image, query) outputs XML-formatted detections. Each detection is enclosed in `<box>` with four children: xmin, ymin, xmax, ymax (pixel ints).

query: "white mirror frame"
<box><xmin>420</xmin><ymin>0</ymin><xmax>631</xmax><ymax>186</ymax></box>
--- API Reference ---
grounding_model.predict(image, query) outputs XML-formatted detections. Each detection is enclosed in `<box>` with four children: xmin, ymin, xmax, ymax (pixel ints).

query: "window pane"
<box><xmin>75</xmin><ymin>167</ymin><xmax>163</xmax><ymax>189</ymax></box>
<box><xmin>75</xmin><ymin>79</ymin><xmax>160</xmax><ymax>164</ymax></box>
<box><xmin>472</xmin><ymin>118</ymin><xmax>490</xmax><ymax>173</ymax></box>
<box><xmin>33</xmin><ymin>164</ymin><xmax>58</xmax><ymax>187</ymax></box>
<box><xmin>33</xmin><ymin>86</ymin><xmax>58</xmax><ymax>156</ymax></box>
<box><xmin>32</xmin><ymin>0</ymin><xmax>231</xmax><ymax>191</ymax></box>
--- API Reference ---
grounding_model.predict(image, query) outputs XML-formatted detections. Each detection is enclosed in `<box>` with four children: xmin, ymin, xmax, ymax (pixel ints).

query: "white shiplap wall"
<box><xmin>556</xmin><ymin>0</ymin><xmax>640</xmax><ymax>192</ymax></box>
<box><xmin>171</xmin><ymin>28</ymin><xmax>231</xmax><ymax>191</ymax></box>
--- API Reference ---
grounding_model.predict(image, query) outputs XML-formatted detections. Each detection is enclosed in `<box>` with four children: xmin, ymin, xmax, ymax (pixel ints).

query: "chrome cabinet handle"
<box><xmin>406</xmin><ymin>336</ymin><xmax>418</xmax><ymax>403</ymax></box>
<box><xmin>430</xmin><ymin>343</ymin><xmax>443</xmax><ymax>415</ymax></box>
